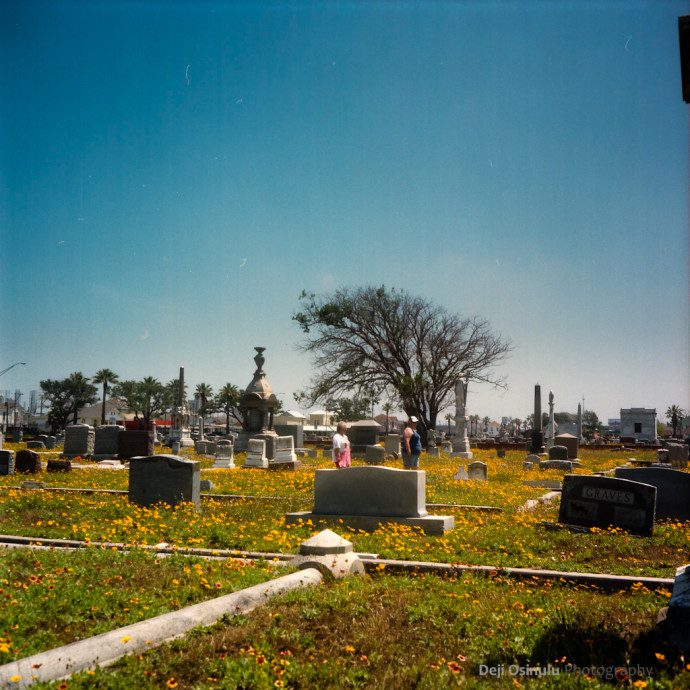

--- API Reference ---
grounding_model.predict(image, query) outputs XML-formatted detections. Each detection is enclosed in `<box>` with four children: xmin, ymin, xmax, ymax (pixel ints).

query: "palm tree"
<box><xmin>666</xmin><ymin>405</ymin><xmax>686</xmax><ymax>438</ymax></box>
<box><xmin>482</xmin><ymin>416</ymin><xmax>490</xmax><ymax>433</ymax></box>
<box><xmin>66</xmin><ymin>372</ymin><xmax>98</xmax><ymax>424</ymax></box>
<box><xmin>93</xmin><ymin>369</ymin><xmax>119</xmax><ymax>426</ymax></box>
<box><xmin>216</xmin><ymin>383</ymin><xmax>241</xmax><ymax>434</ymax></box>
<box><xmin>469</xmin><ymin>414</ymin><xmax>480</xmax><ymax>436</ymax></box>
<box><xmin>444</xmin><ymin>413</ymin><xmax>453</xmax><ymax>435</ymax></box>
<box><xmin>382</xmin><ymin>402</ymin><xmax>393</xmax><ymax>435</ymax></box>
<box><xmin>195</xmin><ymin>383</ymin><xmax>214</xmax><ymax>436</ymax></box>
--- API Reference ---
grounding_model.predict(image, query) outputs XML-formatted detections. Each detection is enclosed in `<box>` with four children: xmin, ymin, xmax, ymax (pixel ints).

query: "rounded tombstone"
<box><xmin>549</xmin><ymin>445</ymin><xmax>569</xmax><ymax>461</ymax></box>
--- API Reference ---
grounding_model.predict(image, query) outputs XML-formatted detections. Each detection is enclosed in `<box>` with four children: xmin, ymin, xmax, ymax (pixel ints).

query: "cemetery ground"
<box><xmin>0</xmin><ymin>444</ymin><xmax>688</xmax><ymax>688</ymax></box>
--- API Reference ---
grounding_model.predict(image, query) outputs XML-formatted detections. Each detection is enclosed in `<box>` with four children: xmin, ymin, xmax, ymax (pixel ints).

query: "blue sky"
<box><xmin>1</xmin><ymin>0</ymin><xmax>688</xmax><ymax>422</ymax></box>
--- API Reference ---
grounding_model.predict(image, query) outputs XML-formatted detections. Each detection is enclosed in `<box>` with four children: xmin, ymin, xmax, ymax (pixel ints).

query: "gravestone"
<box><xmin>558</xmin><ymin>474</ymin><xmax>656</xmax><ymax>536</ymax></box>
<box><xmin>347</xmin><ymin>420</ymin><xmax>380</xmax><ymax>454</ymax></box>
<box><xmin>26</xmin><ymin>441</ymin><xmax>45</xmax><ymax>450</ymax></box>
<box><xmin>94</xmin><ymin>425</ymin><xmax>125</xmax><ymax>460</ymax></box>
<box><xmin>554</xmin><ymin>433</ymin><xmax>579</xmax><ymax>460</ymax></box>
<box><xmin>657</xmin><ymin>449</ymin><xmax>670</xmax><ymax>463</ymax></box>
<box><xmin>274</xmin><ymin>424</ymin><xmax>304</xmax><ymax>450</ymax></box>
<box><xmin>0</xmin><ymin>432</ymin><xmax>3</xmax><ymax>448</ymax></box>
<box><xmin>427</xmin><ymin>447</ymin><xmax>440</xmax><ymax>457</ymax></box>
<box><xmin>523</xmin><ymin>461</ymin><xmax>534</xmax><ymax>470</ymax></box>
<box><xmin>172</xmin><ymin>441</ymin><xmax>181</xmax><ymax>455</ymax></box>
<box><xmin>497</xmin><ymin>449</ymin><xmax>506</xmax><ymax>459</ymax></box>
<box><xmin>384</xmin><ymin>435</ymin><xmax>402</xmax><ymax>456</ymax></box>
<box><xmin>213</xmin><ymin>439</ymin><xmax>235</xmax><ymax>469</ymax></box>
<box><xmin>47</xmin><ymin>459</ymin><xmax>71</xmax><ymax>472</ymax></box>
<box><xmin>270</xmin><ymin>435</ymin><xmax>300</xmax><ymax>470</ymax></box>
<box><xmin>614</xmin><ymin>466</ymin><xmax>690</xmax><ymax>521</ymax></box>
<box><xmin>668</xmin><ymin>443</ymin><xmax>689</xmax><ymax>470</ymax></box>
<box><xmin>205</xmin><ymin>440</ymin><xmax>217</xmax><ymax>455</ymax></box>
<box><xmin>195</xmin><ymin>440</ymin><xmax>208</xmax><ymax>454</ymax></box>
<box><xmin>285</xmin><ymin>466</ymin><xmax>453</xmax><ymax>534</ymax></box>
<box><xmin>63</xmin><ymin>424</ymin><xmax>95</xmax><ymax>458</ymax></box>
<box><xmin>467</xmin><ymin>461</ymin><xmax>488</xmax><ymax>481</ymax></box>
<box><xmin>549</xmin><ymin>445</ymin><xmax>569</xmax><ymax>461</ymax></box>
<box><xmin>453</xmin><ymin>465</ymin><xmax>469</xmax><ymax>481</ymax></box>
<box><xmin>244</xmin><ymin>438</ymin><xmax>268</xmax><ymax>468</ymax></box>
<box><xmin>118</xmin><ymin>430</ymin><xmax>153</xmax><ymax>461</ymax></box>
<box><xmin>365</xmin><ymin>445</ymin><xmax>386</xmax><ymax>465</ymax></box>
<box><xmin>45</xmin><ymin>436</ymin><xmax>56</xmax><ymax>450</ymax></box>
<box><xmin>129</xmin><ymin>454</ymin><xmax>200</xmax><ymax>508</ymax></box>
<box><xmin>15</xmin><ymin>449</ymin><xmax>42</xmax><ymax>474</ymax></box>
<box><xmin>8</xmin><ymin>427</ymin><xmax>22</xmax><ymax>443</ymax></box>
<box><xmin>441</xmin><ymin>441</ymin><xmax>452</xmax><ymax>453</ymax></box>
<box><xmin>0</xmin><ymin>450</ymin><xmax>15</xmax><ymax>475</ymax></box>
<box><xmin>539</xmin><ymin>459</ymin><xmax>573</xmax><ymax>472</ymax></box>
<box><xmin>200</xmin><ymin>479</ymin><xmax>216</xmax><ymax>492</ymax></box>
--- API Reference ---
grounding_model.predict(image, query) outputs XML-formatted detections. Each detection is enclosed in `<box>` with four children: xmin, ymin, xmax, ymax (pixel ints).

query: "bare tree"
<box><xmin>293</xmin><ymin>285</ymin><xmax>511</xmax><ymax>439</ymax></box>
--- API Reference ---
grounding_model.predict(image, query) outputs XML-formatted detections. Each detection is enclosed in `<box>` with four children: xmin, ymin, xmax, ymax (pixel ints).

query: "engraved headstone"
<box><xmin>213</xmin><ymin>439</ymin><xmax>235</xmax><ymax>469</ymax></box>
<box><xmin>467</xmin><ymin>461</ymin><xmax>488</xmax><ymax>481</ymax></box>
<box><xmin>270</xmin><ymin>435</ymin><xmax>298</xmax><ymax>469</ymax></box>
<box><xmin>548</xmin><ymin>445</ymin><xmax>569</xmax><ymax>461</ymax></box>
<box><xmin>45</xmin><ymin>436</ymin><xmax>56</xmax><ymax>450</ymax></box>
<box><xmin>365</xmin><ymin>445</ymin><xmax>386</xmax><ymax>465</ymax></box>
<box><xmin>0</xmin><ymin>450</ymin><xmax>15</xmax><ymax>475</ymax></box>
<box><xmin>384</xmin><ymin>435</ymin><xmax>402</xmax><ymax>455</ymax></box>
<box><xmin>668</xmin><ymin>443</ymin><xmax>689</xmax><ymax>470</ymax></box>
<box><xmin>118</xmin><ymin>430</ymin><xmax>153</xmax><ymax>460</ymax></box>
<box><xmin>244</xmin><ymin>438</ymin><xmax>268</xmax><ymax>468</ymax></box>
<box><xmin>94</xmin><ymin>425</ymin><xmax>125</xmax><ymax>460</ymax></box>
<box><xmin>554</xmin><ymin>433</ymin><xmax>579</xmax><ymax>460</ymax></box>
<box><xmin>558</xmin><ymin>475</ymin><xmax>656</xmax><ymax>536</ymax></box>
<box><xmin>15</xmin><ymin>449</ymin><xmax>42</xmax><ymax>474</ymax></box>
<box><xmin>128</xmin><ymin>454</ymin><xmax>200</xmax><ymax>508</ymax></box>
<box><xmin>63</xmin><ymin>424</ymin><xmax>95</xmax><ymax>458</ymax></box>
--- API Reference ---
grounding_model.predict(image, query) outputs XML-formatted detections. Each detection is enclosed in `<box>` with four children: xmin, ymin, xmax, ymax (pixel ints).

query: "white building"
<box><xmin>620</xmin><ymin>408</ymin><xmax>657</xmax><ymax>442</ymax></box>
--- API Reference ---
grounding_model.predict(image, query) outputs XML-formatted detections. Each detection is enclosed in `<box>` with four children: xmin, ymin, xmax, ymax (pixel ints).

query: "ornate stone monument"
<box><xmin>169</xmin><ymin>367</ymin><xmax>194</xmax><ymax>448</ymax></box>
<box><xmin>234</xmin><ymin>347</ymin><xmax>280</xmax><ymax>458</ymax></box>
<box><xmin>528</xmin><ymin>384</ymin><xmax>546</xmax><ymax>455</ymax></box>
<box><xmin>577</xmin><ymin>402</ymin><xmax>584</xmax><ymax>443</ymax></box>
<box><xmin>546</xmin><ymin>390</ymin><xmax>555</xmax><ymax>449</ymax></box>
<box><xmin>451</xmin><ymin>378</ymin><xmax>472</xmax><ymax>459</ymax></box>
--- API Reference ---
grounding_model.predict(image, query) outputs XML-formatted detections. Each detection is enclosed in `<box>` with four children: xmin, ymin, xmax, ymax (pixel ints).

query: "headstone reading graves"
<box><xmin>213</xmin><ymin>439</ymin><xmax>235</xmax><ymax>469</ymax></box>
<box><xmin>365</xmin><ymin>445</ymin><xmax>386</xmax><ymax>465</ymax></box>
<box><xmin>244</xmin><ymin>438</ymin><xmax>268</xmax><ymax>468</ymax></box>
<box><xmin>118</xmin><ymin>430</ymin><xmax>153</xmax><ymax>461</ymax></box>
<box><xmin>285</xmin><ymin>466</ymin><xmax>453</xmax><ymax>534</ymax></box>
<box><xmin>63</xmin><ymin>424</ymin><xmax>95</xmax><ymax>458</ymax></box>
<box><xmin>0</xmin><ymin>450</ymin><xmax>15</xmax><ymax>475</ymax></box>
<box><xmin>15</xmin><ymin>449</ymin><xmax>42</xmax><ymax>474</ymax></box>
<box><xmin>668</xmin><ymin>443</ymin><xmax>689</xmax><ymax>470</ymax></box>
<box><xmin>270</xmin><ymin>435</ymin><xmax>300</xmax><ymax>470</ymax></box>
<box><xmin>614</xmin><ymin>466</ymin><xmax>690</xmax><ymax>521</ymax></box>
<box><xmin>558</xmin><ymin>474</ymin><xmax>656</xmax><ymax>536</ymax></box>
<box><xmin>94</xmin><ymin>425</ymin><xmax>124</xmax><ymax>460</ymax></box>
<box><xmin>128</xmin><ymin>455</ymin><xmax>200</xmax><ymax>508</ymax></box>
<box><xmin>467</xmin><ymin>461</ymin><xmax>488</xmax><ymax>481</ymax></box>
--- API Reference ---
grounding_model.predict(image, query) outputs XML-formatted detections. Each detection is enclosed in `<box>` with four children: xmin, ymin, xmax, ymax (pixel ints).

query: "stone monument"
<box><xmin>234</xmin><ymin>347</ymin><xmax>280</xmax><ymax>459</ymax></box>
<box><xmin>528</xmin><ymin>384</ymin><xmax>545</xmax><ymax>455</ymax></box>
<box><xmin>577</xmin><ymin>403</ymin><xmax>584</xmax><ymax>443</ymax></box>
<box><xmin>169</xmin><ymin>367</ymin><xmax>194</xmax><ymax>448</ymax></box>
<box><xmin>451</xmin><ymin>377</ymin><xmax>472</xmax><ymax>459</ymax></box>
<box><xmin>546</xmin><ymin>390</ymin><xmax>555</xmax><ymax>449</ymax></box>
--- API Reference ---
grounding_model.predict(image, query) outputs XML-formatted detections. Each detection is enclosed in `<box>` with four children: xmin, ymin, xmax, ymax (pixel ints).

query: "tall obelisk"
<box><xmin>529</xmin><ymin>384</ymin><xmax>545</xmax><ymax>454</ymax></box>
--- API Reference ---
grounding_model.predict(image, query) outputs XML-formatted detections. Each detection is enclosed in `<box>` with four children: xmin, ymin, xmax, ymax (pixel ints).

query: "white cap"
<box><xmin>410</xmin><ymin>416</ymin><xmax>418</xmax><ymax>423</ymax></box>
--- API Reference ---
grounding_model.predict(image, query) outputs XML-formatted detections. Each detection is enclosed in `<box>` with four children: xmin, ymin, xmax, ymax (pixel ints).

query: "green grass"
<box><xmin>30</xmin><ymin>572</ymin><xmax>690</xmax><ymax>689</ymax></box>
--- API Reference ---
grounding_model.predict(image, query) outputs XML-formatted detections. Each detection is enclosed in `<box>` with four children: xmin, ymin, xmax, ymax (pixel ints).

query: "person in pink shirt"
<box><xmin>332</xmin><ymin>421</ymin><xmax>351</xmax><ymax>468</ymax></box>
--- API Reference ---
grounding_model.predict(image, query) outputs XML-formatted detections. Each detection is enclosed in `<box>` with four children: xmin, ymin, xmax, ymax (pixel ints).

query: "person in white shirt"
<box><xmin>332</xmin><ymin>421</ymin><xmax>351</xmax><ymax>468</ymax></box>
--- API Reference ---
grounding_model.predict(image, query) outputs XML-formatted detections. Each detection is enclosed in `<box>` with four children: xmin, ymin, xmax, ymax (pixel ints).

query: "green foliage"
<box><xmin>39</xmin><ymin>372</ymin><xmax>98</xmax><ymax>430</ymax></box>
<box><xmin>112</xmin><ymin>377</ymin><xmax>170</xmax><ymax>427</ymax></box>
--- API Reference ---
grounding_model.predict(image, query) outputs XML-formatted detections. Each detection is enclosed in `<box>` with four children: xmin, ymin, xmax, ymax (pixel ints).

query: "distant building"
<box><xmin>308</xmin><ymin>410</ymin><xmax>333</xmax><ymax>428</ymax></box>
<box><xmin>274</xmin><ymin>410</ymin><xmax>307</xmax><ymax>426</ymax></box>
<box><xmin>620</xmin><ymin>408</ymin><xmax>657</xmax><ymax>442</ymax></box>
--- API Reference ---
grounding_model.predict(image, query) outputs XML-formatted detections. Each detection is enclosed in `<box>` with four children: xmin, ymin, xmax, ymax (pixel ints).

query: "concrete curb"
<box><xmin>0</xmin><ymin>568</ymin><xmax>323</xmax><ymax>688</ymax></box>
<box><xmin>359</xmin><ymin>558</ymin><xmax>674</xmax><ymax>590</ymax></box>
